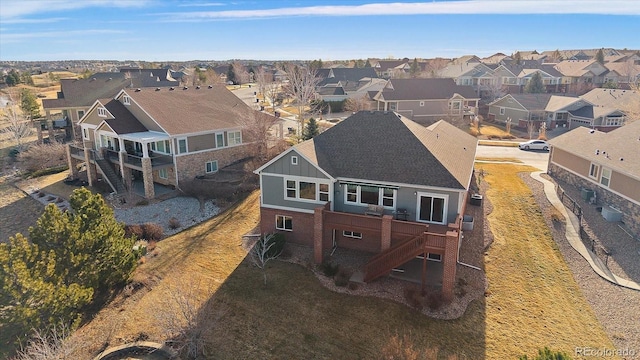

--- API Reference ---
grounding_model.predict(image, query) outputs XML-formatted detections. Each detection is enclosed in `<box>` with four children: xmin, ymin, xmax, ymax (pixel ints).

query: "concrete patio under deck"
<box><xmin>390</xmin><ymin>257</ymin><xmax>444</xmax><ymax>288</ymax></box>
<box><xmin>130</xmin><ymin>180</ymin><xmax>175</xmax><ymax>198</ymax></box>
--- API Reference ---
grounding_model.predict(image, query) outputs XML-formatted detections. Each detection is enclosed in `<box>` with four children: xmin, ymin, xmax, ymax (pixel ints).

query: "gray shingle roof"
<box><xmin>509</xmin><ymin>93</ymin><xmax>554</xmax><ymax>111</ymax></box>
<box><xmin>376</xmin><ymin>78</ymin><xmax>478</xmax><ymax>101</ymax></box>
<box><xmin>296</xmin><ymin>111</ymin><xmax>477</xmax><ymax>189</ymax></box>
<box><xmin>100</xmin><ymin>99</ymin><xmax>148</xmax><ymax>134</ymax></box>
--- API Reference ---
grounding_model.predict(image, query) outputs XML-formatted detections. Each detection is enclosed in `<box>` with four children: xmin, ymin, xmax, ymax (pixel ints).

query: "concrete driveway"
<box><xmin>475</xmin><ymin>144</ymin><xmax>550</xmax><ymax>172</ymax></box>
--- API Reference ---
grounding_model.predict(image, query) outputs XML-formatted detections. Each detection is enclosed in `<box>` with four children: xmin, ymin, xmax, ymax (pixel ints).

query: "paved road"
<box><xmin>476</xmin><ymin>144</ymin><xmax>550</xmax><ymax>172</ymax></box>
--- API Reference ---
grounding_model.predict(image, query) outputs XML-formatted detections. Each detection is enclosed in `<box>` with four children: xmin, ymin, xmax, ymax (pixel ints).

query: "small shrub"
<box><xmin>319</xmin><ymin>257</ymin><xmax>339</xmax><ymax>278</ymax></box>
<box><xmin>124</xmin><ymin>224</ymin><xmax>144</xmax><ymax>239</ymax></box>
<box><xmin>550</xmin><ymin>209</ymin><xmax>564</xmax><ymax>223</ymax></box>
<box><xmin>168</xmin><ymin>217</ymin><xmax>181</xmax><ymax>230</ymax></box>
<box><xmin>403</xmin><ymin>285</ymin><xmax>424</xmax><ymax>310</ymax></box>
<box><xmin>426</xmin><ymin>290</ymin><xmax>445</xmax><ymax>310</ymax></box>
<box><xmin>519</xmin><ymin>347</ymin><xmax>572</xmax><ymax>360</ymax></box>
<box><xmin>142</xmin><ymin>223</ymin><xmax>164</xmax><ymax>241</ymax></box>
<box><xmin>334</xmin><ymin>269</ymin><xmax>351</xmax><ymax>287</ymax></box>
<box><xmin>147</xmin><ymin>240</ymin><xmax>157</xmax><ymax>252</ymax></box>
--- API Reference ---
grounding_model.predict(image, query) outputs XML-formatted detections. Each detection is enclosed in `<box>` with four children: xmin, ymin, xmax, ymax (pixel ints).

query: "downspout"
<box><xmin>457</xmin><ymin>233</ymin><xmax>482</xmax><ymax>271</ymax></box>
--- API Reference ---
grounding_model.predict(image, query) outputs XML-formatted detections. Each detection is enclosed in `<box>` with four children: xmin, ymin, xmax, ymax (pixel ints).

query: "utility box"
<box><xmin>462</xmin><ymin>215</ymin><xmax>474</xmax><ymax>231</ymax></box>
<box><xmin>581</xmin><ymin>188</ymin><xmax>594</xmax><ymax>201</ymax></box>
<box><xmin>470</xmin><ymin>194</ymin><xmax>483</xmax><ymax>206</ymax></box>
<box><xmin>602</xmin><ymin>206</ymin><xmax>622</xmax><ymax>222</ymax></box>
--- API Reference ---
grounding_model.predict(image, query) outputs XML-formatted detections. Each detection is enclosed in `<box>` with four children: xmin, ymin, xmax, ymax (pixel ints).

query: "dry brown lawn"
<box><xmin>0</xmin><ymin>178</ymin><xmax>44</xmax><ymax>243</ymax></box>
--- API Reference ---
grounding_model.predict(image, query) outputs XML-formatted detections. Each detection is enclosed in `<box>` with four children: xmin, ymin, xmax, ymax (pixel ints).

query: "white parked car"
<box><xmin>518</xmin><ymin>139</ymin><xmax>549</xmax><ymax>151</ymax></box>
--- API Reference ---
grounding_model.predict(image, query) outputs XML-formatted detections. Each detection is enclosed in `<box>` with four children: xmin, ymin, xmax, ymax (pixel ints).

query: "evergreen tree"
<box><xmin>595</xmin><ymin>48</ymin><xmax>605</xmax><ymax>64</ymax></box>
<box><xmin>364</xmin><ymin>59</ymin><xmax>372</xmax><ymax>67</ymax></box>
<box><xmin>226</xmin><ymin>64</ymin><xmax>236</xmax><ymax>84</ymax></box>
<box><xmin>525</xmin><ymin>72</ymin><xmax>545</xmax><ymax>93</ymax></box>
<box><xmin>20</xmin><ymin>88</ymin><xmax>41</xmax><ymax>119</ymax></box>
<box><xmin>410</xmin><ymin>58</ymin><xmax>420</xmax><ymax>78</ymax></box>
<box><xmin>5</xmin><ymin>69</ymin><xmax>20</xmax><ymax>86</ymax></box>
<box><xmin>513</xmin><ymin>51</ymin><xmax>522</xmax><ymax>65</ymax></box>
<box><xmin>302</xmin><ymin>117</ymin><xmax>320</xmax><ymax>140</ymax></box>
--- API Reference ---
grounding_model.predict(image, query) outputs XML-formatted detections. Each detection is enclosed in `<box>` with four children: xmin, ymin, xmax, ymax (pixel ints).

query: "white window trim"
<box><xmin>122</xmin><ymin>96</ymin><xmax>131</xmax><ymax>105</ymax></box>
<box><xmin>600</xmin><ymin>167</ymin><xmax>612</xmax><ymax>188</ymax></box>
<box><xmin>343</xmin><ymin>230</ymin><xmax>362</xmax><ymax>239</ymax></box>
<box><xmin>343</xmin><ymin>184</ymin><xmax>397</xmax><ymax>209</ymax></box>
<box><xmin>205</xmin><ymin>160</ymin><xmax>218</xmax><ymax>174</ymax></box>
<box><xmin>275</xmin><ymin>214</ymin><xmax>293</xmax><ymax>231</ymax></box>
<box><xmin>284</xmin><ymin>178</ymin><xmax>330</xmax><ymax>204</ymax></box>
<box><xmin>97</xmin><ymin>108</ymin><xmax>107</xmax><ymax>117</ymax></box>
<box><xmin>215</xmin><ymin>132</ymin><xmax>225</xmax><ymax>148</ymax></box>
<box><xmin>427</xmin><ymin>253</ymin><xmax>442</xmax><ymax>262</ymax></box>
<box><xmin>291</xmin><ymin>155</ymin><xmax>298</xmax><ymax>165</ymax></box>
<box><xmin>499</xmin><ymin>107</ymin><xmax>505</xmax><ymax>115</ymax></box>
<box><xmin>415</xmin><ymin>191</ymin><xmax>449</xmax><ymax>225</ymax></box>
<box><xmin>77</xmin><ymin>110</ymin><xmax>85</xmax><ymax>121</ymax></box>
<box><xmin>82</xmin><ymin>127</ymin><xmax>89</xmax><ymax>140</ymax></box>
<box><xmin>227</xmin><ymin>130</ymin><xmax>242</xmax><ymax>146</ymax></box>
<box><xmin>177</xmin><ymin>138</ymin><xmax>188</xmax><ymax>154</ymax></box>
<box><xmin>158</xmin><ymin>168</ymin><xmax>168</xmax><ymax>179</ymax></box>
<box><xmin>588</xmin><ymin>163</ymin><xmax>599</xmax><ymax>180</ymax></box>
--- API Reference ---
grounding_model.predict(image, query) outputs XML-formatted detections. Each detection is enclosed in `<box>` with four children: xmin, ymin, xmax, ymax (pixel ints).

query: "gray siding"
<box><xmin>261</xmin><ymin>174</ymin><xmax>327</xmax><ymax>211</ymax></box>
<box><xmin>261</xmin><ymin>151</ymin><xmax>329</xmax><ymax>179</ymax></box>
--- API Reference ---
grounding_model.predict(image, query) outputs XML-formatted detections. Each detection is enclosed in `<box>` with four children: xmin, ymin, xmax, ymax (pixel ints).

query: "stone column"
<box><xmin>442</xmin><ymin>230</ymin><xmax>459</xmax><ymax>300</ymax></box>
<box><xmin>84</xmin><ymin>147</ymin><xmax>96</xmax><ymax>187</ymax></box>
<box><xmin>141</xmin><ymin>157</ymin><xmax>154</xmax><ymax>199</ymax></box>
<box><xmin>47</xmin><ymin>119</ymin><xmax>55</xmax><ymax>141</ymax></box>
<box><xmin>66</xmin><ymin>145</ymin><xmax>78</xmax><ymax>179</ymax></box>
<box><xmin>313</xmin><ymin>206</ymin><xmax>324</xmax><ymax>264</ymax></box>
<box><xmin>119</xmin><ymin>151</ymin><xmax>127</xmax><ymax>182</ymax></box>
<box><xmin>380</xmin><ymin>215</ymin><xmax>392</xmax><ymax>251</ymax></box>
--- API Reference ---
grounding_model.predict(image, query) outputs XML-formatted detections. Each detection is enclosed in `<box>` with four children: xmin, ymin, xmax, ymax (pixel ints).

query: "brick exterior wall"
<box><xmin>550</xmin><ymin>163</ymin><xmax>640</xmax><ymax>236</ymax></box>
<box><xmin>175</xmin><ymin>144</ymin><xmax>254</xmax><ymax>182</ymax></box>
<box><xmin>260</xmin><ymin>207</ymin><xmax>315</xmax><ymax>246</ymax></box>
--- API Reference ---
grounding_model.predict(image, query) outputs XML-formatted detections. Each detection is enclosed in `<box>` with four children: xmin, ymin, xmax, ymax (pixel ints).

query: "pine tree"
<box><xmin>410</xmin><ymin>58</ymin><xmax>420</xmax><ymax>78</ymax></box>
<box><xmin>20</xmin><ymin>88</ymin><xmax>41</xmax><ymax>119</ymax></box>
<box><xmin>226</xmin><ymin>64</ymin><xmax>236</xmax><ymax>84</ymax></box>
<box><xmin>595</xmin><ymin>48</ymin><xmax>605</xmax><ymax>64</ymax></box>
<box><xmin>5</xmin><ymin>69</ymin><xmax>20</xmax><ymax>86</ymax></box>
<box><xmin>364</xmin><ymin>59</ymin><xmax>372</xmax><ymax>67</ymax></box>
<box><xmin>525</xmin><ymin>72</ymin><xmax>545</xmax><ymax>93</ymax></box>
<box><xmin>302</xmin><ymin>117</ymin><xmax>320</xmax><ymax>140</ymax></box>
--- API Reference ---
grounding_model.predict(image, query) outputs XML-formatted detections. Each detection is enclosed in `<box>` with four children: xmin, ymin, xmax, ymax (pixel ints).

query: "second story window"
<box><xmin>123</xmin><ymin>96</ymin><xmax>131</xmax><ymax>105</ymax></box>
<box><xmin>178</xmin><ymin>138</ymin><xmax>187</xmax><ymax>154</ymax></box>
<box><xmin>97</xmin><ymin>108</ymin><xmax>107</xmax><ymax>117</ymax></box>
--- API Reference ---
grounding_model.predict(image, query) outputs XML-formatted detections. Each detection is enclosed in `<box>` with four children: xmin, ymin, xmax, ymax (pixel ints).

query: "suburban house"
<box><xmin>488</xmin><ymin>93</ymin><xmax>552</xmax><ymax>127</ymax></box>
<box><xmin>42</xmin><ymin>72</ymin><xmax>178</xmax><ymax>142</ymax></box>
<box><xmin>67</xmin><ymin>85</ymin><xmax>258</xmax><ymax>199</ymax></box>
<box><xmin>372</xmin><ymin>78</ymin><xmax>479</xmax><ymax>125</ymax></box>
<box><xmin>553</xmin><ymin>60</ymin><xmax>609</xmax><ymax>94</ymax></box>
<box><xmin>254</xmin><ymin>111</ymin><xmax>478</xmax><ymax>299</ymax></box>
<box><xmin>548</xmin><ymin>120</ymin><xmax>640</xmax><ymax>236</ymax></box>
<box><xmin>315</xmin><ymin>67</ymin><xmax>385</xmax><ymax>102</ymax></box>
<box><xmin>580</xmin><ymin>88</ymin><xmax>640</xmax><ymax>118</ymax></box>
<box><xmin>545</xmin><ymin>95</ymin><xmax>625</xmax><ymax>131</ymax></box>
<box><xmin>370</xmin><ymin>59</ymin><xmax>411</xmax><ymax>78</ymax></box>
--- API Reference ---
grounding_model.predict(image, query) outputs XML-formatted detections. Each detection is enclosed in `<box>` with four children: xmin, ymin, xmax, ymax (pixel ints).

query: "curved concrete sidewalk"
<box><xmin>530</xmin><ymin>171</ymin><xmax>640</xmax><ymax>291</ymax></box>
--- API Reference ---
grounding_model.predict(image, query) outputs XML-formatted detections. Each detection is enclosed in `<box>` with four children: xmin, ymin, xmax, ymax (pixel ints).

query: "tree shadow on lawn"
<box><xmin>173</xmin><ymin>258</ymin><xmax>487</xmax><ymax>359</ymax></box>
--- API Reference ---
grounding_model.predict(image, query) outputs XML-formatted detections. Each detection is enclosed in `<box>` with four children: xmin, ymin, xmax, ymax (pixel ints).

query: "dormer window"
<box><xmin>123</xmin><ymin>95</ymin><xmax>131</xmax><ymax>105</ymax></box>
<box><xmin>291</xmin><ymin>156</ymin><xmax>298</xmax><ymax>165</ymax></box>
<box><xmin>97</xmin><ymin>108</ymin><xmax>107</xmax><ymax>117</ymax></box>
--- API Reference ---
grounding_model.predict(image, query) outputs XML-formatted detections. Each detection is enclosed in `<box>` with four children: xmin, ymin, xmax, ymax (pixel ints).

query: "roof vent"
<box><xmin>183</xmin><ymin>86</ymin><xmax>188</xmax><ymax>90</ymax></box>
<box><xmin>155</xmin><ymin>87</ymin><xmax>161</xmax><ymax>91</ymax></box>
<box><xmin>196</xmin><ymin>85</ymin><xmax>201</xmax><ymax>90</ymax></box>
<box><xmin>169</xmin><ymin>87</ymin><xmax>175</xmax><ymax>91</ymax></box>
<box><xmin>208</xmin><ymin>85</ymin><xmax>213</xmax><ymax>89</ymax></box>
<box><xmin>620</xmin><ymin>158</ymin><xmax>624</xmax><ymax>161</ymax></box>
<box><xmin>135</xmin><ymin>88</ymin><xmax>141</xmax><ymax>92</ymax></box>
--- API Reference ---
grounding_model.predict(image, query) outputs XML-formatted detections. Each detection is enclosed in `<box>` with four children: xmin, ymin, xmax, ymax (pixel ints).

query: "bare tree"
<box><xmin>527</xmin><ymin>120</ymin><xmax>537</xmax><ymax>139</ymax></box>
<box><xmin>283</xmin><ymin>63</ymin><xmax>320</xmax><ymax>139</ymax></box>
<box><xmin>425</xmin><ymin>58</ymin><xmax>449</xmax><ymax>78</ymax></box>
<box><xmin>483</xmin><ymin>75</ymin><xmax>507</xmax><ymax>102</ymax></box>
<box><xmin>251</xmin><ymin>233</ymin><xmax>283</xmax><ymax>286</ymax></box>
<box><xmin>344</xmin><ymin>95</ymin><xmax>372</xmax><ymax>112</ymax></box>
<box><xmin>232</xmin><ymin>62</ymin><xmax>250</xmax><ymax>84</ymax></box>
<box><xmin>15</xmin><ymin>324</ymin><xmax>78</xmax><ymax>360</ymax></box>
<box><xmin>1</xmin><ymin>106</ymin><xmax>33</xmax><ymax>152</ymax></box>
<box><xmin>238</xmin><ymin>110</ymin><xmax>279</xmax><ymax>162</ymax></box>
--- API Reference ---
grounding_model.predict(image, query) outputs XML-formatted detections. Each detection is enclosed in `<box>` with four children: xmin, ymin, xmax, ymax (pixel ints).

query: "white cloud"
<box><xmin>176</xmin><ymin>2</ymin><xmax>225</xmax><ymax>7</ymax></box>
<box><xmin>1</xmin><ymin>29</ymin><xmax>127</xmax><ymax>43</ymax></box>
<box><xmin>0</xmin><ymin>0</ymin><xmax>150</xmax><ymax>20</ymax></box>
<box><xmin>1</xmin><ymin>17</ymin><xmax>67</xmax><ymax>24</ymax></box>
<box><xmin>164</xmin><ymin>0</ymin><xmax>640</xmax><ymax>21</ymax></box>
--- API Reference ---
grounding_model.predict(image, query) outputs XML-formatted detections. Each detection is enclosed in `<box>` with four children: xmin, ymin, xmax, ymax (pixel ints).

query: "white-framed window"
<box><xmin>206</xmin><ymin>160</ymin><xmax>218</xmax><ymax>173</ymax></box>
<box><xmin>77</xmin><ymin>110</ymin><xmax>85</xmax><ymax>120</ymax></box>
<box><xmin>343</xmin><ymin>230</ymin><xmax>362</xmax><ymax>239</ymax></box>
<box><xmin>419</xmin><ymin>101</ymin><xmax>425</xmax><ymax>107</ymax></box>
<box><xmin>158</xmin><ymin>168</ymin><xmax>168</xmax><ymax>179</ymax></box>
<box><xmin>228</xmin><ymin>131</ymin><xmax>242</xmax><ymax>146</ymax></box>
<box><xmin>600</xmin><ymin>168</ymin><xmax>611</xmax><ymax>187</ymax></box>
<box><xmin>291</xmin><ymin>156</ymin><xmax>298</xmax><ymax>165</ymax></box>
<box><xmin>151</xmin><ymin>140</ymin><xmax>171</xmax><ymax>154</ymax></box>
<box><xmin>499</xmin><ymin>107</ymin><xmax>505</xmax><ymax>115</ymax></box>
<box><xmin>589</xmin><ymin>163</ymin><xmax>599</xmax><ymax>179</ymax></box>
<box><xmin>215</xmin><ymin>132</ymin><xmax>225</xmax><ymax>148</ymax></box>
<box><xmin>605</xmin><ymin>116</ymin><xmax>623</xmax><ymax>126</ymax></box>
<box><xmin>417</xmin><ymin>192</ymin><xmax>448</xmax><ymax>224</ymax></box>
<box><xmin>122</xmin><ymin>95</ymin><xmax>131</xmax><ymax>105</ymax></box>
<box><xmin>344</xmin><ymin>184</ymin><xmax>396</xmax><ymax>208</ymax></box>
<box><xmin>284</xmin><ymin>178</ymin><xmax>330</xmax><ymax>203</ymax></box>
<box><xmin>97</xmin><ymin>108</ymin><xmax>107</xmax><ymax>117</ymax></box>
<box><xmin>177</xmin><ymin>138</ymin><xmax>187</xmax><ymax>154</ymax></box>
<box><xmin>427</xmin><ymin>253</ymin><xmax>442</xmax><ymax>262</ymax></box>
<box><xmin>276</xmin><ymin>215</ymin><xmax>292</xmax><ymax>231</ymax></box>
<box><xmin>82</xmin><ymin>128</ymin><xmax>89</xmax><ymax>140</ymax></box>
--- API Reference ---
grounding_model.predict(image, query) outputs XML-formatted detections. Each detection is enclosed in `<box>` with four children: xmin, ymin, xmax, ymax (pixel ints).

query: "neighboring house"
<box><xmin>488</xmin><ymin>93</ymin><xmax>552</xmax><ymax>126</ymax></box>
<box><xmin>580</xmin><ymin>88</ymin><xmax>640</xmax><ymax>119</ymax></box>
<box><xmin>438</xmin><ymin>61</ymin><xmax>495</xmax><ymax>94</ymax></box>
<box><xmin>67</xmin><ymin>85</ymin><xmax>258</xmax><ymax>199</ymax></box>
<box><xmin>370</xmin><ymin>59</ymin><xmax>411</xmax><ymax>78</ymax></box>
<box><xmin>545</xmin><ymin>95</ymin><xmax>625</xmax><ymax>132</ymax></box>
<box><xmin>372</xmin><ymin>78</ymin><xmax>479</xmax><ymax>124</ymax></box>
<box><xmin>499</xmin><ymin>59</ymin><xmax>564</xmax><ymax>93</ymax></box>
<box><xmin>42</xmin><ymin>72</ymin><xmax>178</xmax><ymax>142</ymax></box>
<box><xmin>553</xmin><ymin>60</ymin><xmax>609</xmax><ymax>94</ymax></box>
<box><xmin>315</xmin><ymin>67</ymin><xmax>383</xmax><ymax>102</ymax></box>
<box><xmin>548</xmin><ymin>121</ymin><xmax>640</xmax><ymax>236</ymax></box>
<box><xmin>254</xmin><ymin>111</ymin><xmax>478</xmax><ymax>299</ymax></box>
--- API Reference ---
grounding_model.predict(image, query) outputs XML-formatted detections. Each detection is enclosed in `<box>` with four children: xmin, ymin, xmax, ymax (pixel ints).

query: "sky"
<box><xmin>1</xmin><ymin>0</ymin><xmax>639</xmax><ymax>62</ymax></box>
